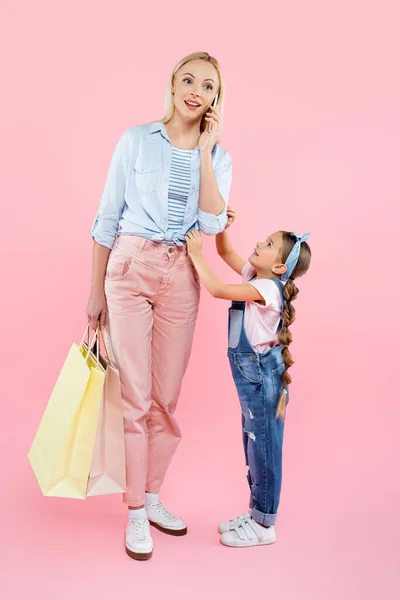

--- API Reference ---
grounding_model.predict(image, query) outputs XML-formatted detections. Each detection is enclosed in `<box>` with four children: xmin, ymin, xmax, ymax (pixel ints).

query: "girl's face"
<box><xmin>172</xmin><ymin>60</ymin><xmax>219</xmax><ymax>122</ymax></box>
<box><xmin>249</xmin><ymin>231</ymin><xmax>287</xmax><ymax>278</ymax></box>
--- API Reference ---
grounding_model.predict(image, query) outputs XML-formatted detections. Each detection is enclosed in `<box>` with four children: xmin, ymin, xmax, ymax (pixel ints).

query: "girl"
<box><xmin>87</xmin><ymin>52</ymin><xmax>233</xmax><ymax>561</ymax></box>
<box><xmin>185</xmin><ymin>225</ymin><xmax>311</xmax><ymax>547</ymax></box>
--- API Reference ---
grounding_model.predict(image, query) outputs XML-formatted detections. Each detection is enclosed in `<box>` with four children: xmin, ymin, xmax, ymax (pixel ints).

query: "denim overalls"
<box><xmin>227</xmin><ymin>279</ymin><xmax>289</xmax><ymax>527</ymax></box>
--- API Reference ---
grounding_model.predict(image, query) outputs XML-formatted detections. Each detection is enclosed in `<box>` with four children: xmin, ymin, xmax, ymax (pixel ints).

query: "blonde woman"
<box><xmin>87</xmin><ymin>52</ymin><xmax>233</xmax><ymax>560</ymax></box>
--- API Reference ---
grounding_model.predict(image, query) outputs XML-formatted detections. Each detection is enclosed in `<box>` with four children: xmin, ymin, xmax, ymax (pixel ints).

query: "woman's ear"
<box><xmin>272</xmin><ymin>263</ymin><xmax>287</xmax><ymax>277</ymax></box>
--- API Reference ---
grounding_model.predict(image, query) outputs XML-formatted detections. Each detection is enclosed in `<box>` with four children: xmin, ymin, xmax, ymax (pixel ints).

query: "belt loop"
<box><xmin>138</xmin><ymin>237</ymin><xmax>146</xmax><ymax>252</ymax></box>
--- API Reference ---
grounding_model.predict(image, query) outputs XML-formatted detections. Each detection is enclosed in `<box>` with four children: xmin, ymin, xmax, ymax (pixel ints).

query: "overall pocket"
<box><xmin>235</xmin><ymin>355</ymin><xmax>262</xmax><ymax>384</ymax></box>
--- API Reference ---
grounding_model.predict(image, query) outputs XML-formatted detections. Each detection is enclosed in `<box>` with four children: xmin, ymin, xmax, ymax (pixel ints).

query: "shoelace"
<box><xmin>152</xmin><ymin>501</ymin><xmax>176</xmax><ymax>521</ymax></box>
<box><xmin>233</xmin><ymin>516</ymin><xmax>261</xmax><ymax>541</ymax></box>
<box><xmin>132</xmin><ymin>519</ymin><xmax>150</xmax><ymax>541</ymax></box>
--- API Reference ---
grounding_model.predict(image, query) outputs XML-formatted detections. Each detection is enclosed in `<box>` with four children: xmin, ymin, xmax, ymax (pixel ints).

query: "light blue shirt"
<box><xmin>91</xmin><ymin>121</ymin><xmax>233</xmax><ymax>249</ymax></box>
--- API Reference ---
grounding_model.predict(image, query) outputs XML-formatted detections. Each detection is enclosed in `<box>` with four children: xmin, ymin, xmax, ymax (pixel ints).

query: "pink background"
<box><xmin>1</xmin><ymin>1</ymin><xmax>399</xmax><ymax>598</ymax></box>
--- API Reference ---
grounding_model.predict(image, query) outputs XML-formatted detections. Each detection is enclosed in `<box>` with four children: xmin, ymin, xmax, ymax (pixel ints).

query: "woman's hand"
<box><xmin>198</xmin><ymin>106</ymin><xmax>220</xmax><ymax>153</ymax></box>
<box><xmin>225</xmin><ymin>206</ymin><xmax>236</xmax><ymax>229</ymax></box>
<box><xmin>86</xmin><ymin>288</ymin><xmax>107</xmax><ymax>331</ymax></box>
<box><xmin>185</xmin><ymin>230</ymin><xmax>203</xmax><ymax>257</ymax></box>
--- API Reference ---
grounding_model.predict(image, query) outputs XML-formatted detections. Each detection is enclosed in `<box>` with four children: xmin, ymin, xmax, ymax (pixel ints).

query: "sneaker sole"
<box><xmin>220</xmin><ymin>537</ymin><xmax>276</xmax><ymax>548</ymax></box>
<box><xmin>149</xmin><ymin>521</ymin><xmax>188</xmax><ymax>536</ymax></box>
<box><xmin>125</xmin><ymin>546</ymin><xmax>153</xmax><ymax>560</ymax></box>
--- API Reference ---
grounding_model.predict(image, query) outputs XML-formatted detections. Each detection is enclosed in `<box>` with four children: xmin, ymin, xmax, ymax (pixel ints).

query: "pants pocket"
<box><xmin>271</xmin><ymin>362</ymin><xmax>288</xmax><ymax>403</ymax></box>
<box><xmin>106</xmin><ymin>247</ymin><xmax>134</xmax><ymax>281</ymax></box>
<box><xmin>188</xmin><ymin>264</ymin><xmax>201</xmax><ymax>290</ymax></box>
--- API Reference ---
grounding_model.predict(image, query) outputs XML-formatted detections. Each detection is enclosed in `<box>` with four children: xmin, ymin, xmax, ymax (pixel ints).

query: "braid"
<box><xmin>274</xmin><ymin>230</ymin><xmax>311</xmax><ymax>420</ymax></box>
<box><xmin>276</xmin><ymin>280</ymin><xmax>299</xmax><ymax>419</ymax></box>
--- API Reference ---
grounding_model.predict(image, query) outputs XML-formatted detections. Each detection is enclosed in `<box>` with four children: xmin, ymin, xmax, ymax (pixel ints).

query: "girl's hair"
<box><xmin>276</xmin><ymin>232</ymin><xmax>312</xmax><ymax>419</ymax></box>
<box><xmin>163</xmin><ymin>52</ymin><xmax>225</xmax><ymax>133</ymax></box>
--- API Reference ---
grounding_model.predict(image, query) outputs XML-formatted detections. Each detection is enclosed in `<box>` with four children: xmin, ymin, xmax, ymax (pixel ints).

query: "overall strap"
<box><xmin>231</xmin><ymin>301</ymin><xmax>246</xmax><ymax>310</ymax></box>
<box><xmin>228</xmin><ymin>300</ymin><xmax>254</xmax><ymax>353</ymax></box>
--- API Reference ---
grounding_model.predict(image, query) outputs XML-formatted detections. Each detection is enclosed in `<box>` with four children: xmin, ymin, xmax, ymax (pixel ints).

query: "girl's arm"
<box><xmin>186</xmin><ymin>231</ymin><xmax>263</xmax><ymax>303</ymax></box>
<box><xmin>216</xmin><ymin>228</ymin><xmax>246</xmax><ymax>276</ymax></box>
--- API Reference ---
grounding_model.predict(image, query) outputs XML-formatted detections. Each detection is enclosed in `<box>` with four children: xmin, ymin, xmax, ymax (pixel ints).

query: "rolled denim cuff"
<box><xmin>250</xmin><ymin>507</ymin><xmax>277</xmax><ymax>527</ymax></box>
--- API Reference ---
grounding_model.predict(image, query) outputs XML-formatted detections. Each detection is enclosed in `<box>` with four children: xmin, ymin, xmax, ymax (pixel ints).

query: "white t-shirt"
<box><xmin>242</xmin><ymin>263</ymin><xmax>283</xmax><ymax>353</ymax></box>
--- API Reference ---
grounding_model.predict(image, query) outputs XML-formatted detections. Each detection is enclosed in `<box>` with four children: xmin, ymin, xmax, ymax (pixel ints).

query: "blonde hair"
<box><xmin>163</xmin><ymin>52</ymin><xmax>225</xmax><ymax>133</ymax></box>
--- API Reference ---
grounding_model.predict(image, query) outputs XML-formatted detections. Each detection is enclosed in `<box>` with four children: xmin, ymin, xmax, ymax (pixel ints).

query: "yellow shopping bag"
<box><xmin>28</xmin><ymin>326</ymin><xmax>105</xmax><ymax>499</ymax></box>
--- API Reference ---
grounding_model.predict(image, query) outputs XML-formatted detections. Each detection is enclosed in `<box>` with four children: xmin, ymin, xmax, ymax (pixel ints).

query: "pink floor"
<box><xmin>1</xmin><ymin>328</ymin><xmax>398</xmax><ymax>599</ymax></box>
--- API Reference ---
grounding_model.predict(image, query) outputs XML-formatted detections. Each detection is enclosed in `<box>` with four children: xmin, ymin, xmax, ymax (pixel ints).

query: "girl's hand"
<box><xmin>185</xmin><ymin>230</ymin><xmax>203</xmax><ymax>257</ymax></box>
<box><xmin>225</xmin><ymin>206</ymin><xmax>236</xmax><ymax>229</ymax></box>
<box><xmin>198</xmin><ymin>106</ymin><xmax>220</xmax><ymax>153</ymax></box>
<box><xmin>86</xmin><ymin>289</ymin><xmax>107</xmax><ymax>331</ymax></box>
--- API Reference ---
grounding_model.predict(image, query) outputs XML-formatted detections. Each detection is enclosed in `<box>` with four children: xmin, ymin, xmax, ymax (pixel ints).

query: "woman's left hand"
<box><xmin>185</xmin><ymin>230</ymin><xmax>203</xmax><ymax>256</ymax></box>
<box><xmin>198</xmin><ymin>106</ymin><xmax>220</xmax><ymax>153</ymax></box>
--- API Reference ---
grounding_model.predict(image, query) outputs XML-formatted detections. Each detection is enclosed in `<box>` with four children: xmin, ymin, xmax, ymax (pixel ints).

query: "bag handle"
<box><xmin>80</xmin><ymin>323</ymin><xmax>91</xmax><ymax>348</ymax></box>
<box><xmin>96</xmin><ymin>324</ymin><xmax>111</xmax><ymax>362</ymax></box>
<box><xmin>80</xmin><ymin>324</ymin><xmax>100</xmax><ymax>365</ymax></box>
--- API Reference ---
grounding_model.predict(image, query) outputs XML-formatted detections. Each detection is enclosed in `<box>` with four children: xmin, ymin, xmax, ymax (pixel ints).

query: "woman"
<box><xmin>87</xmin><ymin>52</ymin><xmax>233</xmax><ymax>560</ymax></box>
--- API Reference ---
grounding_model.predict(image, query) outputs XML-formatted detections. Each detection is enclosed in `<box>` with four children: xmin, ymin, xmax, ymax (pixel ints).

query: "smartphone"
<box><xmin>208</xmin><ymin>94</ymin><xmax>219</xmax><ymax>131</ymax></box>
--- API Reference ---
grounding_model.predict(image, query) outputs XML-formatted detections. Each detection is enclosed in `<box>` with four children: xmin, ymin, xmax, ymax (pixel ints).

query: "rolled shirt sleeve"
<box><xmin>91</xmin><ymin>129</ymin><xmax>133</xmax><ymax>250</ymax></box>
<box><xmin>197</xmin><ymin>150</ymin><xmax>232</xmax><ymax>235</ymax></box>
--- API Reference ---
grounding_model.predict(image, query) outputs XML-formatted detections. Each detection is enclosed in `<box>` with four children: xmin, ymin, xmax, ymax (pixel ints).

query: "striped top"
<box><xmin>167</xmin><ymin>147</ymin><xmax>193</xmax><ymax>237</ymax></box>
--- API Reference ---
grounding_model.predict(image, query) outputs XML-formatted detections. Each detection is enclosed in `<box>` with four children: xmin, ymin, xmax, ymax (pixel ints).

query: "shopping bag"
<box><xmin>28</xmin><ymin>326</ymin><xmax>105</xmax><ymax>499</ymax></box>
<box><xmin>86</xmin><ymin>328</ymin><xmax>126</xmax><ymax>496</ymax></box>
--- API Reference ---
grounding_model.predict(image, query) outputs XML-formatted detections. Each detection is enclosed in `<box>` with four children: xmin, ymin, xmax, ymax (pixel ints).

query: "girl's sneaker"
<box><xmin>218</xmin><ymin>511</ymin><xmax>252</xmax><ymax>534</ymax></box>
<box><xmin>219</xmin><ymin>515</ymin><xmax>276</xmax><ymax>548</ymax></box>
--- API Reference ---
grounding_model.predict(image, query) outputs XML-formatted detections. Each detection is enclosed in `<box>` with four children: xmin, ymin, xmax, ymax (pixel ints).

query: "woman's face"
<box><xmin>172</xmin><ymin>59</ymin><xmax>219</xmax><ymax>122</ymax></box>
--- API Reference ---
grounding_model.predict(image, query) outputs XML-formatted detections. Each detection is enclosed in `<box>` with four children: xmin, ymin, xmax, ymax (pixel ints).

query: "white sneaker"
<box><xmin>146</xmin><ymin>500</ymin><xmax>187</xmax><ymax>536</ymax></box>
<box><xmin>125</xmin><ymin>518</ymin><xmax>154</xmax><ymax>560</ymax></box>
<box><xmin>218</xmin><ymin>511</ymin><xmax>252</xmax><ymax>534</ymax></box>
<box><xmin>220</xmin><ymin>515</ymin><xmax>276</xmax><ymax>548</ymax></box>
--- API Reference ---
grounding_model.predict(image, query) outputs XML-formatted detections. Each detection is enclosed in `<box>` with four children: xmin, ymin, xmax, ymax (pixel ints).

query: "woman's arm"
<box><xmin>196</xmin><ymin>108</ymin><xmax>232</xmax><ymax>235</ymax></box>
<box><xmin>87</xmin><ymin>128</ymin><xmax>133</xmax><ymax>329</ymax></box>
<box><xmin>91</xmin><ymin>129</ymin><xmax>132</xmax><ymax>250</ymax></box>
<box><xmin>86</xmin><ymin>242</ymin><xmax>111</xmax><ymax>330</ymax></box>
<box><xmin>186</xmin><ymin>231</ymin><xmax>263</xmax><ymax>303</ymax></box>
<box><xmin>198</xmin><ymin>107</ymin><xmax>226</xmax><ymax>216</ymax></box>
<box><xmin>198</xmin><ymin>149</ymin><xmax>226</xmax><ymax>216</ymax></box>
